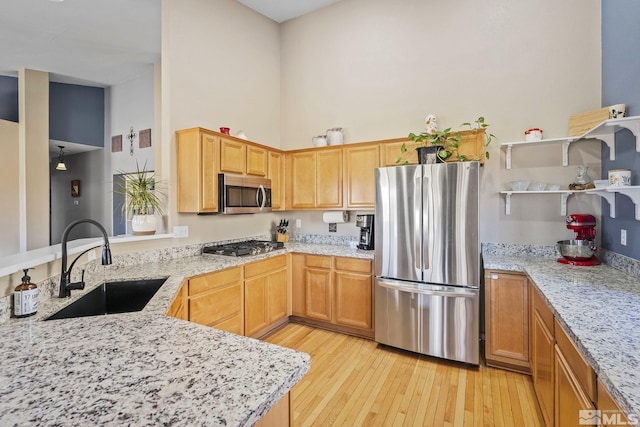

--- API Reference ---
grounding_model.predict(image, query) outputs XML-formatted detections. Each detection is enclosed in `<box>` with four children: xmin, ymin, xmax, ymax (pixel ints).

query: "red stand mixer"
<box><xmin>556</xmin><ymin>214</ymin><xmax>600</xmax><ymax>266</ymax></box>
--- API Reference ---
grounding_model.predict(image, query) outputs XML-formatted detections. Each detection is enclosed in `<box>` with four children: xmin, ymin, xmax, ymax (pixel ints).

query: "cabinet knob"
<box><xmin>490</xmin><ymin>274</ymin><xmax>499</xmax><ymax>280</ymax></box>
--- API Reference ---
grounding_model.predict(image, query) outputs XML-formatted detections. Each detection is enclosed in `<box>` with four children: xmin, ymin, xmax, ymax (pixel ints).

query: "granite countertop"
<box><xmin>483</xmin><ymin>253</ymin><xmax>640</xmax><ymax>421</ymax></box>
<box><xmin>0</xmin><ymin>243</ymin><xmax>369</xmax><ymax>426</ymax></box>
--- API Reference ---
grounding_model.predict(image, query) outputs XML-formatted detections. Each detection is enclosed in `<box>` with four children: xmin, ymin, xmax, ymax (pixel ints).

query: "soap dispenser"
<box><xmin>14</xmin><ymin>268</ymin><xmax>38</xmax><ymax>317</ymax></box>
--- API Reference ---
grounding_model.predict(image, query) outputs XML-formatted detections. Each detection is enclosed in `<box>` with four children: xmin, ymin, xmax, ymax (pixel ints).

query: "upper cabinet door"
<box><xmin>247</xmin><ymin>145</ymin><xmax>268</xmax><ymax>177</ymax></box>
<box><xmin>344</xmin><ymin>144</ymin><xmax>379</xmax><ymax>208</ymax></box>
<box><xmin>268</xmin><ymin>151</ymin><xmax>284</xmax><ymax>210</ymax></box>
<box><xmin>316</xmin><ymin>148</ymin><xmax>343</xmax><ymax>208</ymax></box>
<box><xmin>176</xmin><ymin>128</ymin><xmax>219</xmax><ymax>213</ymax></box>
<box><xmin>381</xmin><ymin>140</ymin><xmax>418</xmax><ymax>166</ymax></box>
<box><xmin>220</xmin><ymin>137</ymin><xmax>246</xmax><ymax>174</ymax></box>
<box><xmin>288</xmin><ymin>151</ymin><xmax>317</xmax><ymax>209</ymax></box>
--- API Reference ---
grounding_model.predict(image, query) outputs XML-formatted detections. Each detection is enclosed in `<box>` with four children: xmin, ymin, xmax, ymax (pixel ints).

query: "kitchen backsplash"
<box><xmin>3</xmin><ymin>239</ymin><xmax>638</xmax><ymax>324</ymax></box>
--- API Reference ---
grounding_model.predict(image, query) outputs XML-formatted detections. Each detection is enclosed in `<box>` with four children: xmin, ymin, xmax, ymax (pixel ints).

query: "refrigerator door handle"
<box><xmin>414</xmin><ymin>171</ymin><xmax>422</xmax><ymax>272</ymax></box>
<box><xmin>422</xmin><ymin>174</ymin><xmax>429</xmax><ymax>271</ymax></box>
<box><xmin>377</xmin><ymin>279</ymin><xmax>477</xmax><ymax>298</ymax></box>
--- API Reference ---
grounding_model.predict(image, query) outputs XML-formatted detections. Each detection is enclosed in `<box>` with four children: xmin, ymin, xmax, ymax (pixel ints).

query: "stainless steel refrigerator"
<box><xmin>374</xmin><ymin>162</ymin><xmax>480</xmax><ymax>365</ymax></box>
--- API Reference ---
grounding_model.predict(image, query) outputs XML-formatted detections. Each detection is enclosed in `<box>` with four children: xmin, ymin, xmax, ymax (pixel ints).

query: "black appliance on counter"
<box><xmin>202</xmin><ymin>240</ymin><xmax>284</xmax><ymax>257</ymax></box>
<box><xmin>356</xmin><ymin>214</ymin><xmax>374</xmax><ymax>250</ymax></box>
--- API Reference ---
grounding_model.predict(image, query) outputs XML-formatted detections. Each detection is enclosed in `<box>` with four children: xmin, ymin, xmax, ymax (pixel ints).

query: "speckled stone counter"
<box><xmin>0</xmin><ymin>243</ymin><xmax>369</xmax><ymax>425</ymax></box>
<box><xmin>483</xmin><ymin>252</ymin><xmax>640</xmax><ymax>421</ymax></box>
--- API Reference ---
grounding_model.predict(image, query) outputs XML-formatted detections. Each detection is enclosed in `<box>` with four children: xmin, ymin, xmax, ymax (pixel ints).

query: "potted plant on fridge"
<box><xmin>397</xmin><ymin>116</ymin><xmax>494</xmax><ymax>165</ymax></box>
<box><xmin>114</xmin><ymin>162</ymin><xmax>164</xmax><ymax>235</ymax></box>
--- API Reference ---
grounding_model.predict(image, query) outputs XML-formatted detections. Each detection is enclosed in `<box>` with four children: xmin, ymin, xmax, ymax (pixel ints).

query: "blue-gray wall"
<box><xmin>0</xmin><ymin>76</ymin><xmax>18</xmax><ymax>122</ymax></box>
<box><xmin>601</xmin><ymin>1</ymin><xmax>640</xmax><ymax>259</ymax></box>
<box><xmin>49</xmin><ymin>82</ymin><xmax>104</xmax><ymax>147</ymax></box>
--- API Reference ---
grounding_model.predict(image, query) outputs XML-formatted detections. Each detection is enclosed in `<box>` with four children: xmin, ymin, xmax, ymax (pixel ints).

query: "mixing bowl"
<box><xmin>557</xmin><ymin>240</ymin><xmax>597</xmax><ymax>261</ymax></box>
<box><xmin>510</xmin><ymin>180</ymin><xmax>530</xmax><ymax>191</ymax></box>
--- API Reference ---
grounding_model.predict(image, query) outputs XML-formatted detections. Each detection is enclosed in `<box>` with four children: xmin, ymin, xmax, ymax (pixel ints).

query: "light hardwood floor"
<box><xmin>264</xmin><ymin>323</ymin><xmax>544</xmax><ymax>427</ymax></box>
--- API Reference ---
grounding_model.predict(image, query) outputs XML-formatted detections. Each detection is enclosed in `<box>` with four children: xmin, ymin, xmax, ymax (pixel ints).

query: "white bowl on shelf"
<box><xmin>547</xmin><ymin>184</ymin><xmax>561</xmax><ymax>191</ymax></box>
<box><xmin>528</xmin><ymin>182</ymin><xmax>547</xmax><ymax>191</ymax></box>
<box><xmin>593</xmin><ymin>180</ymin><xmax>608</xmax><ymax>189</ymax></box>
<box><xmin>510</xmin><ymin>180</ymin><xmax>531</xmax><ymax>191</ymax></box>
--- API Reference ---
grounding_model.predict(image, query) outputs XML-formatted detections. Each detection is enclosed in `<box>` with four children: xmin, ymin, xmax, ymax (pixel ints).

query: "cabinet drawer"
<box><xmin>244</xmin><ymin>254</ymin><xmax>287</xmax><ymax>278</ymax></box>
<box><xmin>334</xmin><ymin>257</ymin><xmax>371</xmax><ymax>273</ymax></box>
<box><xmin>555</xmin><ymin>319</ymin><xmax>596</xmax><ymax>403</ymax></box>
<box><xmin>188</xmin><ymin>267</ymin><xmax>242</xmax><ymax>296</ymax></box>
<box><xmin>189</xmin><ymin>283</ymin><xmax>242</xmax><ymax>326</ymax></box>
<box><xmin>532</xmin><ymin>286</ymin><xmax>554</xmax><ymax>335</ymax></box>
<box><xmin>305</xmin><ymin>254</ymin><xmax>331</xmax><ymax>269</ymax></box>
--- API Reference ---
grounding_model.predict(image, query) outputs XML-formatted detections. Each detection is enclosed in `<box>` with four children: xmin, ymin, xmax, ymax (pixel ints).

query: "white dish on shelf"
<box><xmin>593</xmin><ymin>179</ymin><xmax>608</xmax><ymax>189</ymax></box>
<box><xmin>510</xmin><ymin>180</ymin><xmax>530</xmax><ymax>191</ymax></box>
<box><xmin>528</xmin><ymin>182</ymin><xmax>547</xmax><ymax>191</ymax></box>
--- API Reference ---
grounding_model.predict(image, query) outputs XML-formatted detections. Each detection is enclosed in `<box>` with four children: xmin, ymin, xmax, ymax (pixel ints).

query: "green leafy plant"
<box><xmin>114</xmin><ymin>162</ymin><xmax>165</xmax><ymax>218</ymax></box>
<box><xmin>396</xmin><ymin>116</ymin><xmax>495</xmax><ymax>164</ymax></box>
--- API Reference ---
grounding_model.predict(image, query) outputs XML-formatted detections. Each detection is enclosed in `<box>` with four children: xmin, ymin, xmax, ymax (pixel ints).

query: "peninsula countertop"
<box><xmin>483</xmin><ymin>252</ymin><xmax>640</xmax><ymax>421</ymax></box>
<box><xmin>0</xmin><ymin>242</ymin><xmax>374</xmax><ymax>426</ymax></box>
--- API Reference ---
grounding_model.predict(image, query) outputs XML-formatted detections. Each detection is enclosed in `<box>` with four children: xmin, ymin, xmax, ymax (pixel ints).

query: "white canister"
<box><xmin>524</xmin><ymin>128</ymin><xmax>543</xmax><ymax>141</ymax></box>
<box><xmin>608</xmin><ymin>169</ymin><xmax>631</xmax><ymax>187</ymax></box>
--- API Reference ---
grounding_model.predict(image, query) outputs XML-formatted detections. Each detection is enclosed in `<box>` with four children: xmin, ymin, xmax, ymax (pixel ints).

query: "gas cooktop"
<box><xmin>202</xmin><ymin>240</ymin><xmax>285</xmax><ymax>257</ymax></box>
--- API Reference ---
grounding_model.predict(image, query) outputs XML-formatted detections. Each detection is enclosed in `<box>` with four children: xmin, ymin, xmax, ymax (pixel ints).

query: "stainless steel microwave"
<box><xmin>218</xmin><ymin>174</ymin><xmax>272</xmax><ymax>214</ymax></box>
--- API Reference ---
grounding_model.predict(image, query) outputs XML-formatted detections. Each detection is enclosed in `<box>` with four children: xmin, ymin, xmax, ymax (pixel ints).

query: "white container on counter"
<box><xmin>524</xmin><ymin>128</ymin><xmax>543</xmax><ymax>141</ymax></box>
<box><xmin>608</xmin><ymin>169</ymin><xmax>631</xmax><ymax>187</ymax></box>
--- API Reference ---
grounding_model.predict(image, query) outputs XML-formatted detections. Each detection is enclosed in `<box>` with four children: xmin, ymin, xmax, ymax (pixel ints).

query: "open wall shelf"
<box><xmin>500</xmin><ymin>116</ymin><xmax>640</xmax><ymax>169</ymax></box>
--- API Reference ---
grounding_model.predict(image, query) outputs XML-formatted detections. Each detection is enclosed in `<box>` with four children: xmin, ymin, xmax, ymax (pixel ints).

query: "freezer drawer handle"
<box><xmin>377</xmin><ymin>281</ymin><xmax>476</xmax><ymax>298</ymax></box>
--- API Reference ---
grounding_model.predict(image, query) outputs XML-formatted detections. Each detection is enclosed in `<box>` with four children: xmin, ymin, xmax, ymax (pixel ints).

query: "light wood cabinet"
<box><xmin>597</xmin><ymin>378</ymin><xmax>629</xmax><ymax>426</ymax></box>
<box><xmin>166</xmin><ymin>281</ymin><xmax>187</xmax><ymax>320</ymax></box>
<box><xmin>344</xmin><ymin>144</ymin><xmax>379</xmax><ymax>208</ymax></box>
<box><xmin>285</xmin><ymin>148</ymin><xmax>343</xmax><ymax>209</ymax></box>
<box><xmin>485</xmin><ymin>271</ymin><xmax>530</xmax><ymax>373</ymax></box>
<box><xmin>316</xmin><ymin>149</ymin><xmax>343</xmax><ymax>208</ymax></box>
<box><xmin>244</xmin><ymin>255</ymin><xmax>289</xmax><ymax>338</ymax></box>
<box><xmin>186</xmin><ymin>267</ymin><xmax>243</xmax><ymax>335</ymax></box>
<box><xmin>247</xmin><ymin>145</ymin><xmax>268</xmax><ymax>177</ymax></box>
<box><xmin>268</xmin><ymin>150</ymin><xmax>285</xmax><ymax>210</ymax></box>
<box><xmin>287</xmin><ymin>151</ymin><xmax>316</xmax><ymax>208</ymax></box>
<box><xmin>220</xmin><ymin>137</ymin><xmax>246</xmax><ymax>174</ymax></box>
<box><xmin>333</xmin><ymin>257</ymin><xmax>373</xmax><ymax>329</ymax></box>
<box><xmin>255</xmin><ymin>392</ymin><xmax>291</xmax><ymax>427</ymax></box>
<box><xmin>294</xmin><ymin>254</ymin><xmax>373</xmax><ymax>337</ymax></box>
<box><xmin>531</xmin><ymin>286</ymin><xmax>555</xmax><ymax>427</ymax></box>
<box><xmin>290</xmin><ymin>253</ymin><xmax>306</xmax><ymax>317</ymax></box>
<box><xmin>305</xmin><ymin>256</ymin><xmax>332</xmax><ymax>321</ymax></box>
<box><xmin>176</xmin><ymin>128</ymin><xmax>220</xmax><ymax>213</ymax></box>
<box><xmin>554</xmin><ymin>319</ymin><xmax>597</xmax><ymax>426</ymax></box>
<box><xmin>380</xmin><ymin>139</ymin><xmax>418</xmax><ymax>166</ymax></box>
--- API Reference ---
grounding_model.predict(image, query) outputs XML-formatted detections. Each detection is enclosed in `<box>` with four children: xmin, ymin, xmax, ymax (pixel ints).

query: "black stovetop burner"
<box><xmin>202</xmin><ymin>240</ymin><xmax>285</xmax><ymax>257</ymax></box>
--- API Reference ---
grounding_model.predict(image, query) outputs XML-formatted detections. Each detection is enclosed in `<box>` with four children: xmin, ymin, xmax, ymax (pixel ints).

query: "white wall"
<box><xmin>110</xmin><ymin>65</ymin><xmax>156</xmax><ymax>175</ymax></box>
<box><xmin>0</xmin><ymin>119</ymin><xmax>19</xmax><ymax>256</ymax></box>
<box><xmin>163</xmin><ymin>0</ymin><xmax>282</xmax><ymax>244</ymax></box>
<box><xmin>279</xmin><ymin>0</ymin><xmax>603</xmax><ymax>245</ymax></box>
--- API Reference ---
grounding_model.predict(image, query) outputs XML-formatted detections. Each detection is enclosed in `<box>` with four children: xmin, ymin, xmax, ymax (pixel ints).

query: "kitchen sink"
<box><xmin>46</xmin><ymin>278</ymin><xmax>167</xmax><ymax>320</ymax></box>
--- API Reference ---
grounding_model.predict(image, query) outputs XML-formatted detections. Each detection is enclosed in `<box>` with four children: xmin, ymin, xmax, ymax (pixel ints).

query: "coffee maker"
<box><xmin>356</xmin><ymin>214</ymin><xmax>374</xmax><ymax>250</ymax></box>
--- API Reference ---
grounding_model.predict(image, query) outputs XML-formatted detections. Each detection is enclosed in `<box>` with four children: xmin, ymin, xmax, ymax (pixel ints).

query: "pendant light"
<box><xmin>55</xmin><ymin>146</ymin><xmax>67</xmax><ymax>171</ymax></box>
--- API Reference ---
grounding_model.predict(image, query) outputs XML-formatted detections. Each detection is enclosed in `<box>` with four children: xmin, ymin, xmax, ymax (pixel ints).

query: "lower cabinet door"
<box><xmin>188</xmin><ymin>283</ymin><xmax>243</xmax><ymax>332</ymax></box>
<box><xmin>305</xmin><ymin>268</ymin><xmax>332</xmax><ymax>321</ymax></box>
<box><xmin>268</xmin><ymin>269</ymin><xmax>288</xmax><ymax>324</ymax></box>
<box><xmin>333</xmin><ymin>271</ymin><xmax>372</xmax><ymax>329</ymax></box>
<box><xmin>555</xmin><ymin>345</ymin><xmax>595</xmax><ymax>427</ymax></box>
<box><xmin>532</xmin><ymin>311</ymin><xmax>555</xmax><ymax>427</ymax></box>
<box><xmin>245</xmin><ymin>276</ymin><xmax>268</xmax><ymax>337</ymax></box>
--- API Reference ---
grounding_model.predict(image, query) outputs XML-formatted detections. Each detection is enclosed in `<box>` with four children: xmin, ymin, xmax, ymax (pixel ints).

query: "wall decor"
<box><xmin>127</xmin><ymin>126</ymin><xmax>137</xmax><ymax>156</ymax></box>
<box><xmin>71</xmin><ymin>180</ymin><xmax>81</xmax><ymax>197</ymax></box>
<box><xmin>112</xmin><ymin>135</ymin><xmax>123</xmax><ymax>153</ymax></box>
<box><xmin>139</xmin><ymin>128</ymin><xmax>151</xmax><ymax>148</ymax></box>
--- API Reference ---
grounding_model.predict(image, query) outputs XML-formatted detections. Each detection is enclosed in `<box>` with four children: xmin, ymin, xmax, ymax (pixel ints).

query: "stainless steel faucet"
<box><xmin>59</xmin><ymin>219</ymin><xmax>112</xmax><ymax>298</ymax></box>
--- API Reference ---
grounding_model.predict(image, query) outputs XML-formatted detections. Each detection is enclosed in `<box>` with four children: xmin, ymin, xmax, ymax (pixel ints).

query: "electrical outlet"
<box><xmin>173</xmin><ymin>225</ymin><xmax>189</xmax><ymax>238</ymax></box>
<box><xmin>621</xmin><ymin>229</ymin><xmax>627</xmax><ymax>246</ymax></box>
<box><xmin>295</xmin><ymin>219</ymin><xmax>302</xmax><ymax>228</ymax></box>
<box><xmin>329</xmin><ymin>223</ymin><xmax>337</xmax><ymax>232</ymax></box>
<box><xmin>73</xmin><ymin>200</ymin><xmax>79</xmax><ymax>206</ymax></box>
<box><xmin>87</xmin><ymin>249</ymin><xmax>97</xmax><ymax>261</ymax></box>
